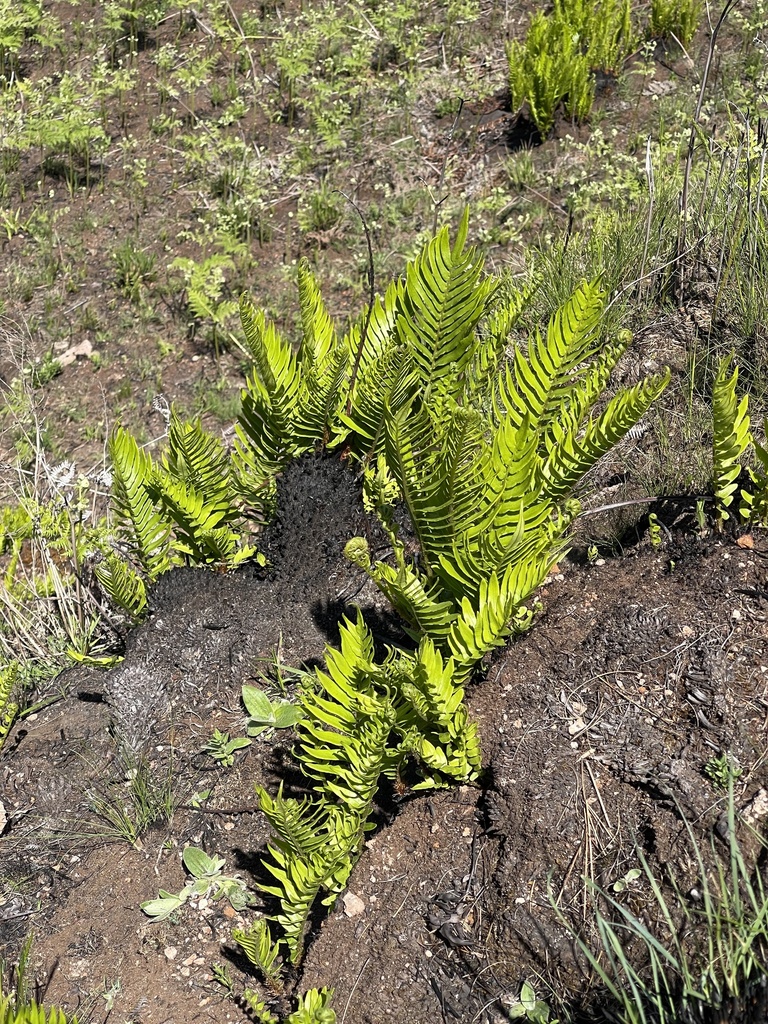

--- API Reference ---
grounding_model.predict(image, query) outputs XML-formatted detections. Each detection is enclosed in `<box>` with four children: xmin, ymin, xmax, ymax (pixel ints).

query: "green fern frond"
<box><xmin>94</xmin><ymin>553</ymin><xmax>147</xmax><ymax>621</ymax></box>
<box><xmin>285</xmin><ymin>987</ymin><xmax>336</xmax><ymax>1024</ymax></box>
<box><xmin>239</xmin><ymin>298</ymin><xmax>301</xmax><ymax>405</ymax></box>
<box><xmin>232</xmin><ymin>918</ymin><xmax>284</xmax><ymax>990</ymax></box>
<box><xmin>465</xmin><ymin>414</ymin><xmax>542</xmax><ymax>550</ymax></box>
<box><xmin>297</xmin><ymin>259</ymin><xmax>337</xmax><ymax>369</ymax></box>
<box><xmin>445</xmin><ymin>560</ymin><xmax>549</xmax><ymax>681</ymax></box>
<box><xmin>414</xmin><ymin>708</ymin><xmax>482</xmax><ymax>788</ymax></box>
<box><xmin>384</xmin><ymin>403</ymin><xmax>457</xmax><ymax>576</ymax></box>
<box><xmin>713</xmin><ymin>355</ymin><xmax>751</xmax><ymax>523</ymax></box>
<box><xmin>293</xmin><ymin>346</ymin><xmax>349</xmax><ymax>452</ymax></box>
<box><xmin>0</xmin><ymin>661</ymin><xmax>19</xmax><ymax>753</ymax></box>
<box><xmin>108</xmin><ymin>427</ymin><xmax>171</xmax><ymax>579</ymax></box>
<box><xmin>255</xmin><ymin>785</ymin><xmax>335</xmax><ymax>858</ymax></box>
<box><xmin>467</xmin><ymin>281</ymin><xmax>532</xmax><ymax>401</ymax></box>
<box><xmin>291</xmin><ymin>260</ymin><xmax>350</xmax><ymax>449</ymax></box>
<box><xmin>499</xmin><ymin>279</ymin><xmax>606</xmax><ymax>433</ymax></box>
<box><xmin>409</xmin><ymin>637</ymin><xmax>464</xmax><ymax>724</ymax></box>
<box><xmin>538</xmin><ymin>369</ymin><xmax>671</xmax><ymax>500</ymax></box>
<box><xmin>741</xmin><ymin>420</ymin><xmax>768</xmax><ymax>524</ymax></box>
<box><xmin>186</xmin><ymin>289</ymin><xmax>215</xmax><ymax>322</ymax></box>
<box><xmin>338</xmin><ymin>343</ymin><xmax>417</xmax><ymax>458</ymax></box>
<box><xmin>234</xmin><ymin>297</ymin><xmax>304</xmax><ymax>495</ymax></box>
<box><xmin>256</xmin><ymin>788</ymin><xmax>361</xmax><ymax>963</ymax></box>
<box><xmin>162</xmin><ymin>411</ymin><xmax>236</xmax><ymax>507</ymax></box>
<box><xmin>298</xmin><ymin>693</ymin><xmax>396</xmax><ymax>815</ymax></box>
<box><xmin>366</xmin><ymin>559</ymin><xmax>456</xmax><ymax>640</ymax></box>
<box><xmin>297</xmin><ymin>613</ymin><xmax>400</xmax><ymax>812</ymax></box>
<box><xmin>151</xmin><ymin>412</ymin><xmax>252</xmax><ymax>564</ymax></box>
<box><xmin>396</xmin><ymin>208</ymin><xmax>495</xmax><ymax>395</ymax></box>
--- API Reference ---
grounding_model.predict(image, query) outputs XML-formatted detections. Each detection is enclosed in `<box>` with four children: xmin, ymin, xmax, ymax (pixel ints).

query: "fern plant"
<box><xmin>507</xmin><ymin>13</ymin><xmax>595</xmax><ymax>136</ymax></box>
<box><xmin>103</xmin><ymin>411</ymin><xmax>260</xmax><ymax>619</ymax></box>
<box><xmin>506</xmin><ymin>0</ymin><xmax>635</xmax><ymax>135</ymax></box>
<box><xmin>253</xmin><ymin>613</ymin><xmax>480</xmax><ymax>965</ymax></box>
<box><xmin>233</xmin><ymin>918</ymin><xmax>284</xmax><ymax>990</ymax></box>
<box><xmin>712</xmin><ymin>355</ymin><xmax>751</xmax><ymax>525</ymax></box>
<box><xmin>346</xmin><ymin>278</ymin><xmax>669</xmax><ymax>682</ymax></box>
<box><xmin>0</xmin><ymin>986</ymin><xmax>76</xmax><ymax>1024</ymax></box>
<box><xmin>0</xmin><ymin>661</ymin><xmax>19</xmax><ymax>754</ymax></box>
<box><xmin>650</xmin><ymin>0</ymin><xmax>703</xmax><ymax>44</ymax></box>
<box><xmin>234</xmin><ymin>214</ymin><xmax>668</xmax><ymax>680</ymax></box>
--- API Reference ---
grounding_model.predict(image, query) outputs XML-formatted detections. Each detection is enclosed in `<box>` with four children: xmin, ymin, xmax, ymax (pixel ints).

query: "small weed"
<box><xmin>141</xmin><ymin>846</ymin><xmax>254</xmax><ymax>921</ymax></box>
<box><xmin>112</xmin><ymin>238</ymin><xmax>157</xmax><ymax>302</ymax></box>
<box><xmin>703</xmin><ymin>752</ymin><xmax>742</xmax><ymax>789</ymax></box>
<box><xmin>242</xmin><ymin>685</ymin><xmax>304</xmax><ymax>738</ymax></box>
<box><xmin>203</xmin><ymin>727</ymin><xmax>250</xmax><ymax>766</ymax></box>
<box><xmin>297</xmin><ymin>182</ymin><xmax>343</xmax><ymax>236</ymax></box>
<box><xmin>506</xmin><ymin>980</ymin><xmax>558</xmax><ymax>1023</ymax></box>
<box><xmin>29</xmin><ymin>351</ymin><xmax>62</xmax><ymax>387</ymax></box>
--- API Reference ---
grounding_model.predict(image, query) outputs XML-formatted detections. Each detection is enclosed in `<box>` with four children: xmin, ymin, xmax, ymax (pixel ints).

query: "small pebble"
<box><xmin>164</xmin><ymin>947</ymin><xmax>178</xmax><ymax>961</ymax></box>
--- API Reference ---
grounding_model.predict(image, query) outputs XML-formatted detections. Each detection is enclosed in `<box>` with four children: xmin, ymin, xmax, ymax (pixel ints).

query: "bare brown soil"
<box><xmin>2</xmin><ymin>457</ymin><xmax>767</xmax><ymax>1023</ymax></box>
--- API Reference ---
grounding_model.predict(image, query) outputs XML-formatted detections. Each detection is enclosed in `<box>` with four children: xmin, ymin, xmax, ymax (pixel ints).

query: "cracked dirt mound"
<box><xmin>2</xmin><ymin>456</ymin><xmax>768</xmax><ymax>1023</ymax></box>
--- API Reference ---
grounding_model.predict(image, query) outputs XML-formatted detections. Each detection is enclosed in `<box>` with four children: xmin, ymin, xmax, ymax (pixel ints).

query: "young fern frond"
<box><xmin>384</xmin><ymin>403</ymin><xmax>456</xmax><ymax>577</ymax></box>
<box><xmin>741</xmin><ymin>421</ymin><xmax>768</xmax><ymax>524</ymax></box>
<box><xmin>151</xmin><ymin>413</ymin><xmax>253</xmax><ymax>565</ymax></box>
<box><xmin>396</xmin><ymin>208</ymin><xmax>495</xmax><ymax>397</ymax></box>
<box><xmin>108</xmin><ymin>427</ymin><xmax>171</xmax><ymax>579</ymax></box>
<box><xmin>232</xmin><ymin>918</ymin><xmax>284</xmax><ymax>990</ymax></box>
<box><xmin>256</xmin><ymin>787</ymin><xmax>362</xmax><ymax>964</ymax></box>
<box><xmin>0</xmin><ymin>661</ymin><xmax>19</xmax><ymax>753</ymax></box>
<box><xmin>369</xmin><ymin>560</ymin><xmax>456</xmax><ymax>640</ymax></box>
<box><xmin>285</xmin><ymin>987</ymin><xmax>336</xmax><ymax>1024</ymax></box>
<box><xmin>390</xmin><ymin>640</ymin><xmax>481</xmax><ymax>789</ymax></box>
<box><xmin>93</xmin><ymin>553</ymin><xmax>147</xmax><ymax>621</ymax></box>
<box><xmin>713</xmin><ymin>355</ymin><xmax>751</xmax><ymax>523</ymax></box>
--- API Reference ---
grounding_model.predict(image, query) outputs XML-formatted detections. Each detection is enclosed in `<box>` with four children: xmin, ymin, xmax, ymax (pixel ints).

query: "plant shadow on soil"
<box><xmin>1</xmin><ymin>455</ymin><xmax>768</xmax><ymax>1023</ymax></box>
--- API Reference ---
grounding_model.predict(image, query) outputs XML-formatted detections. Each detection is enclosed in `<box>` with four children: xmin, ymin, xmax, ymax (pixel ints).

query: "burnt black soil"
<box><xmin>2</xmin><ymin>456</ymin><xmax>768</xmax><ymax>1024</ymax></box>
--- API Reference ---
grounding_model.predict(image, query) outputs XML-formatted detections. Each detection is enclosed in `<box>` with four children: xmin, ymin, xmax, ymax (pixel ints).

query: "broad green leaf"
<box><xmin>242</xmin><ymin>685</ymin><xmax>275</xmax><ymax>722</ymax></box>
<box><xmin>140</xmin><ymin>889</ymin><xmax>188</xmax><ymax>921</ymax></box>
<box><xmin>272</xmin><ymin>703</ymin><xmax>305</xmax><ymax>729</ymax></box>
<box><xmin>183</xmin><ymin>846</ymin><xmax>224</xmax><ymax>878</ymax></box>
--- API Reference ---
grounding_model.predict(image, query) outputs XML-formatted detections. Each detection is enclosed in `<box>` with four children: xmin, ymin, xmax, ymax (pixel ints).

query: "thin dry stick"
<box><xmin>676</xmin><ymin>0</ymin><xmax>741</xmax><ymax>303</ymax></box>
<box><xmin>341</xmin><ymin>957</ymin><xmax>371</xmax><ymax>1024</ymax></box>
<box><xmin>432</xmin><ymin>98</ymin><xmax>464</xmax><ymax>237</ymax></box>
<box><xmin>335</xmin><ymin>192</ymin><xmax>375</xmax><ymax>420</ymax></box>
<box><xmin>639</xmin><ymin>136</ymin><xmax>655</xmax><ymax>301</ymax></box>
